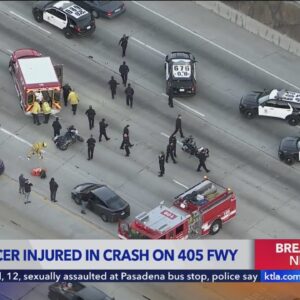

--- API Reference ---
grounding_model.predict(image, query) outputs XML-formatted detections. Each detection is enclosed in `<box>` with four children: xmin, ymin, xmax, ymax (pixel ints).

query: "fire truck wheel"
<box><xmin>33</xmin><ymin>9</ymin><xmax>43</xmax><ymax>23</ymax></box>
<box><xmin>210</xmin><ymin>220</ymin><xmax>222</xmax><ymax>235</ymax></box>
<box><xmin>100</xmin><ymin>214</ymin><xmax>108</xmax><ymax>222</ymax></box>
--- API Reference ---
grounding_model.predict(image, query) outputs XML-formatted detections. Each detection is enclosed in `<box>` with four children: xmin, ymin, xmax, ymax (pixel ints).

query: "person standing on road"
<box><xmin>158</xmin><ymin>151</ymin><xmax>165</xmax><ymax>177</ymax></box>
<box><xmin>52</xmin><ymin>117</ymin><xmax>62</xmax><ymax>137</ymax></box>
<box><xmin>168</xmin><ymin>88</ymin><xmax>174</xmax><ymax>108</ymax></box>
<box><xmin>31</xmin><ymin>100</ymin><xmax>41</xmax><ymax>125</ymax></box>
<box><xmin>87</xmin><ymin>134</ymin><xmax>96</xmax><ymax>160</ymax></box>
<box><xmin>24</xmin><ymin>179</ymin><xmax>33</xmax><ymax>204</ymax></box>
<box><xmin>120</xmin><ymin>125</ymin><xmax>133</xmax><ymax>149</ymax></box>
<box><xmin>123</xmin><ymin>134</ymin><xmax>131</xmax><ymax>157</ymax></box>
<box><xmin>196</xmin><ymin>147</ymin><xmax>210</xmax><ymax>173</ymax></box>
<box><xmin>49</xmin><ymin>178</ymin><xmax>58</xmax><ymax>202</ymax></box>
<box><xmin>63</xmin><ymin>84</ymin><xmax>72</xmax><ymax>107</ymax></box>
<box><xmin>166</xmin><ymin>142</ymin><xmax>177</xmax><ymax>164</ymax></box>
<box><xmin>125</xmin><ymin>83</ymin><xmax>134</xmax><ymax>108</ymax></box>
<box><xmin>172</xmin><ymin>114</ymin><xmax>184</xmax><ymax>138</ymax></box>
<box><xmin>68</xmin><ymin>89</ymin><xmax>79</xmax><ymax>115</ymax></box>
<box><xmin>119</xmin><ymin>61</ymin><xmax>129</xmax><ymax>86</ymax></box>
<box><xmin>85</xmin><ymin>105</ymin><xmax>96</xmax><ymax>130</ymax></box>
<box><xmin>108</xmin><ymin>76</ymin><xmax>119</xmax><ymax>99</ymax></box>
<box><xmin>19</xmin><ymin>174</ymin><xmax>26</xmax><ymax>195</ymax></box>
<box><xmin>42</xmin><ymin>100</ymin><xmax>51</xmax><ymax>124</ymax></box>
<box><xmin>99</xmin><ymin>118</ymin><xmax>110</xmax><ymax>142</ymax></box>
<box><xmin>119</xmin><ymin>34</ymin><xmax>129</xmax><ymax>57</ymax></box>
<box><xmin>169</xmin><ymin>135</ymin><xmax>177</xmax><ymax>157</ymax></box>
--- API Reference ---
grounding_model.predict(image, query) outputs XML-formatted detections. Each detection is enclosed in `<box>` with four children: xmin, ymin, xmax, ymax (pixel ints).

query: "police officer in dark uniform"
<box><xmin>62</xmin><ymin>84</ymin><xmax>71</xmax><ymax>107</ymax></box>
<box><xmin>120</xmin><ymin>125</ymin><xmax>133</xmax><ymax>149</ymax></box>
<box><xmin>85</xmin><ymin>105</ymin><xmax>96</xmax><ymax>130</ymax></box>
<box><xmin>99</xmin><ymin>118</ymin><xmax>110</xmax><ymax>142</ymax></box>
<box><xmin>172</xmin><ymin>114</ymin><xmax>184</xmax><ymax>138</ymax></box>
<box><xmin>169</xmin><ymin>135</ymin><xmax>177</xmax><ymax>157</ymax></box>
<box><xmin>108</xmin><ymin>76</ymin><xmax>119</xmax><ymax>99</ymax></box>
<box><xmin>125</xmin><ymin>83</ymin><xmax>134</xmax><ymax>108</ymax></box>
<box><xmin>196</xmin><ymin>147</ymin><xmax>210</xmax><ymax>173</ymax></box>
<box><xmin>123</xmin><ymin>134</ymin><xmax>131</xmax><ymax>157</ymax></box>
<box><xmin>166</xmin><ymin>142</ymin><xmax>177</xmax><ymax>164</ymax></box>
<box><xmin>158</xmin><ymin>151</ymin><xmax>165</xmax><ymax>177</ymax></box>
<box><xmin>168</xmin><ymin>88</ymin><xmax>174</xmax><ymax>108</ymax></box>
<box><xmin>52</xmin><ymin>117</ymin><xmax>62</xmax><ymax>138</ymax></box>
<box><xmin>119</xmin><ymin>34</ymin><xmax>129</xmax><ymax>57</ymax></box>
<box><xmin>119</xmin><ymin>61</ymin><xmax>129</xmax><ymax>86</ymax></box>
<box><xmin>87</xmin><ymin>135</ymin><xmax>96</xmax><ymax>160</ymax></box>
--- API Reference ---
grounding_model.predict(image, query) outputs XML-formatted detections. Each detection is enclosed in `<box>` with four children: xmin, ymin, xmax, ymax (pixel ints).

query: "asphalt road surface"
<box><xmin>0</xmin><ymin>1</ymin><xmax>299</xmax><ymax>299</ymax></box>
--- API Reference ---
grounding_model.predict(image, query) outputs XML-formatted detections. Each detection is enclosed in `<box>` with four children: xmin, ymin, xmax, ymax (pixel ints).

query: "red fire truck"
<box><xmin>9</xmin><ymin>48</ymin><xmax>63</xmax><ymax>115</ymax></box>
<box><xmin>118</xmin><ymin>177</ymin><xmax>236</xmax><ymax>239</ymax></box>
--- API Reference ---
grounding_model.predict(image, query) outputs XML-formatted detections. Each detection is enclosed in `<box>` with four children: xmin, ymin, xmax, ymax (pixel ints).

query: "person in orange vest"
<box><xmin>27</xmin><ymin>142</ymin><xmax>47</xmax><ymax>160</ymax></box>
<box><xmin>42</xmin><ymin>100</ymin><xmax>51</xmax><ymax>123</ymax></box>
<box><xmin>68</xmin><ymin>89</ymin><xmax>79</xmax><ymax>115</ymax></box>
<box><xmin>31</xmin><ymin>100</ymin><xmax>41</xmax><ymax>125</ymax></box>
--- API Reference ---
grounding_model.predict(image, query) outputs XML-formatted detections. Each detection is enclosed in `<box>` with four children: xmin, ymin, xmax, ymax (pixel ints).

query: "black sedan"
<box><xmin>71</xmin><ymin>183</ymin><xmax>130</xmax><ymax>222</ymax></box>
<box><xmin>278</xmin><ymin>136</ymin><xmax>300</xmax><ymax>165</ymax></box>
<box><xmin>73</xmin><ymin>1</ymin><xmax>125</xmax><ymax>19</ymax></box>
<box><xmin>0</xmin><ymin>159</ymin><xmax>4</xmax><ymax>175</ymax></box>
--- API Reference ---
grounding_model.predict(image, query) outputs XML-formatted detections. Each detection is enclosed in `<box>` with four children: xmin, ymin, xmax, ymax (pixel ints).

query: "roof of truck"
<box><xmin>134</xmin><ymin>204</ymin><xmax>190</xmax><ymax>233</ymax></box>
<box><xmin>18</xmin><ymin>56</ymin><xmax>59</xmax><ymax>85</ymax></box>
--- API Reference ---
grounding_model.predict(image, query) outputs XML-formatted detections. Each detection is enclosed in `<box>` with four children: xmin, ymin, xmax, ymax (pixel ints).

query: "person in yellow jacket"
<box><xmin>68</xmin><ymin>89</ymin><xmax>79</xmax><ymax>115</ymax></box>
<box><xmin>31</xmin><ymin>100</ymin><xmax>41</xmax><ymax>125</ymax></box>
<box><xmin>27</xmin><ymin>142</ymin><xmax>47</xmax><ymax>160</ymax></box>
<box><xmin>42</xmin><ymin>100</ymin><xmax>51</xmax><ymax>124</ymax></box>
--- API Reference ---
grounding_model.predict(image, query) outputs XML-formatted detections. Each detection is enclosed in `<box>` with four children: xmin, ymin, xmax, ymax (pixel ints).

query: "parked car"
<box><xmin>278</xmin><ymin>136</ymin><xmax>300</xmax><ymax>165</ymax></box>
<box><xmin>0</xmin><ymin>159</ymin><xmax>4</xmax><ymax>175</ymax></box>
<box><xmin>73</xmin><ymin>0</ymin><xmax>125</xmax><ymax>19</ymax></box>
<box><xmin>48</xmin><ymin>282</ymin><xmax>115</xmax><ymax>300</ymax></box>
<box><xmin>71</xmin><ymin>183</ymin><xmax>130</xmax><ymax>222</ymax></box>
<box><xmin>32</xmin><ymin>1</ymin><xmax>96</xmax><ymax>38</ymax></box>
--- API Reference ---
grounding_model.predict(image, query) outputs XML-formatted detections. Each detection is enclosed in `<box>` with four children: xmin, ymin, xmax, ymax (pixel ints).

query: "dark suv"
<box><xmin>278</xmin><ymin>136</ymin><xmax>300</xmax><ymax>165</ymax></box>
<box><xmin>32</xmin><ymin>1</ymin><xmax>96</xmax><ymax>38</ymax></box>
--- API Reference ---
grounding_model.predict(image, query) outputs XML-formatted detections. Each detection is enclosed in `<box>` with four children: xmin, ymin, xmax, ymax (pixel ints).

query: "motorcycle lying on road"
<box><xmin>181</xmin><ymin>135</ymin><xmax>198</xmax><ymax>155</ymax></box>
<box><xmin>53</xmin><ymin>126</ymin><xmax>84</xmax><ymax>151</ymax></box>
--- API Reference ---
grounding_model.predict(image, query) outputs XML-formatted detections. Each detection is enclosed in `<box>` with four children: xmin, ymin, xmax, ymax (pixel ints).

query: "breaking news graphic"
<box><xmin>0</xmin><ymin>239</ymin><xmax>299</xmax><ymax>283</ymax></box>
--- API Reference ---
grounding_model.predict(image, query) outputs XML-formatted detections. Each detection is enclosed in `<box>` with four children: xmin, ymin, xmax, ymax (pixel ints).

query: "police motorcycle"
<box><xmin>53</xmin><ymin>125</ymin><xmax>84</xmax><ymax>151</ymax></box>
<box><xmin>182</xmin><ymin>135</ymin><xmax>198</xmax><ymax>155</ymax></box>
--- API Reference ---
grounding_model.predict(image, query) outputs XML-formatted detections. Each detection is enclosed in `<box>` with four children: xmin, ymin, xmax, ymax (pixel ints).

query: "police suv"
<box><xmin>239</xmin><ymin>89</ymin><xmax>300</xmax><ymax>126</ymax></box>
<box><xmin>165</xmin><ymin>51</ymin><xmax>196</xmax><ymax>96</ymax></box>
<box><xmin>32</xmin><ymin>1</ymin><xmax>96</xmax><ymax>39</ymax></box>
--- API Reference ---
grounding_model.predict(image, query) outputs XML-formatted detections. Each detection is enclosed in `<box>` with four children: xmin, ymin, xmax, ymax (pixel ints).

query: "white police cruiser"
<box><xmin>165</xmin><ymin>51</ymin><xmax>196</xmax><ymax>96</ymax></box>
<box><xmin>239</xmin><ymin>89</ymin><xmax>300</xmax><ymax>126</ymax></box>
<box><xmin>32</xmin><ymin>1</ymin><xmax>96</xmax><ymax>39</ymax></box>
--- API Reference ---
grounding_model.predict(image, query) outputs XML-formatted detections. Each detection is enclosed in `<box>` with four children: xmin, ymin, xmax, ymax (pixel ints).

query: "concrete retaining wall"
<box><xmin>195</xmin><ymin>1</ymin><xmax>300</xmax><ymax>57</ymax></box>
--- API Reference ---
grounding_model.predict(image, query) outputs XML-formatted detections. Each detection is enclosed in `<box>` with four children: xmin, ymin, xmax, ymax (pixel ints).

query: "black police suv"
<box><xmin>165</xmin><ymin>51</ymin><xmax>196</xmax><ymax>96</ymax></box>
<box><xmin>71</xmin><ymin>183</ymin><xmax>130</xmax><ymax>222</ymax></box>
<box><xmin>278</xmin><ymin>136</ymin><xmax>300</xmax><ymax>165</ymax></box>
<box><xmin>239</xmin><ymin>89</ymin><xmax>300</xmax><ymax>126</ymax></box>
<box><xmin>32</xmin><ymin>1</ymin><xmax>96</xmax><ymax>39</ymax></box>
<box><xmin>73</xmin><ymin>0</ymin><xmax>125</xmax><ymax>19</ymax></box>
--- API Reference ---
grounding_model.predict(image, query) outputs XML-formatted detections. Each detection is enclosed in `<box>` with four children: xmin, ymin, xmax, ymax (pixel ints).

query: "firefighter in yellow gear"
<box><xmin>31</xmin><ymin>100</ymin><xmax>41</xmax><ymax>125</ymax></box>
<box><xmin>27</xmin><ymin>142</ymin><xmax>47</xmax><ymax>160</ymax></box>
<box><xmin>42</xmin><ymin>101</ymin><xmax>51</xmax><ymax>123</ymax></box>
<box><xmin>68</xmin><ymin>90</ymin><xmax>79</xmax><ymax>115</ymax></box>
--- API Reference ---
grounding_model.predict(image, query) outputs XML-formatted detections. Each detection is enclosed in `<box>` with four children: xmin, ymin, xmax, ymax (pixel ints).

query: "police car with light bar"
<box><xmin>32</xmin><ymin>1</ymin><xmax>96</xmax><ymax>39</ymax></box>
<box><xmin>165</xmin><ymin>51</ymin><xmax>196</xmax><ymax>96</ymax></box>
<box><xmin>239</xmin><ymin>89</ymin><xmax>300</xmax><ymax>125</ymax></box>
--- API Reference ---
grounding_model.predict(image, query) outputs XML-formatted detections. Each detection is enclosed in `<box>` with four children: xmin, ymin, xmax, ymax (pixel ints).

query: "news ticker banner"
<box><xmin>0</xmin><ymin>239</ymin><xmax>299</xmax><ymax>283</ymax></box>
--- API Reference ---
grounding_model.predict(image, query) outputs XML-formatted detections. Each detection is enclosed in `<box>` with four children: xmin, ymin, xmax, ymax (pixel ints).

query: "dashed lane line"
<box><xmin>131</xmin><ymin>37</ymin><xmax>165</xmax><ymax>57</ymax></box>
<box><xmin>0</xmin><ymin>127</ymin><xmax>32</xmax><ymax>147</ymax></box>
<box><xmin>132</xmin><ymin>1</ymin><xmax>300</xmax><ymax>91</ymax></box>
<box><xmin>6</xmin><ymin>49</ymin><xmax>13</xmax><ymax>53</ymax></box>
<box><xmin>9</xmin><ymin>10</ymin><xmax>51</xmax><ymax>35</ymax></box>
<box><xmin>172</xmin><ymin>179</ymin><xmax>188</xmax><ymax>189</ymax></box>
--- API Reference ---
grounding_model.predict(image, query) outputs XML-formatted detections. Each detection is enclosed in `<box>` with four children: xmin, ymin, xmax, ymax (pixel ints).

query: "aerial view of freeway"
<box><xmin>0</xmin><ymin>1</ymin><xmax>300</xmax><ymax>299</ymax></box>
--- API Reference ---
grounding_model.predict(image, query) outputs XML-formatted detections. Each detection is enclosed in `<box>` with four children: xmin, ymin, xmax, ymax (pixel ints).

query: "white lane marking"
<box><xmin>0</xmin><ymin>127</ymin><xmax>32</xmax><ymax>147</ymax></box>
<box><xmin>131</xmin><ymin>37</ymin><xmax>166</xmax><ymax>57</ymax></box>
<box><xmin>6</xmin><ymin>49</ymin><xmax>13</xmax><ymax>53</ymax></box>
<box><xmin>160</xmin><ymin>132</ymin><xmax>183</xmax><ymax>146</ymax></box>
<box><xmin>9</xmin><ymin>11</ymin><xmax>51</xmax><ymax>35</ymax></box>
<box><xmin>162</xmin><ymin>93</ymin><xmax>206</xmax><ymax>117</ymax></box>
<box><xmin>133</xmin><ymin>1</ymin><xmax>300</xmax><ymax>90</ymax></box>
<box><xmin>173</xmin><ymin>179</ymin><xmax>188</xmax><ymax>189</ymax></box>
